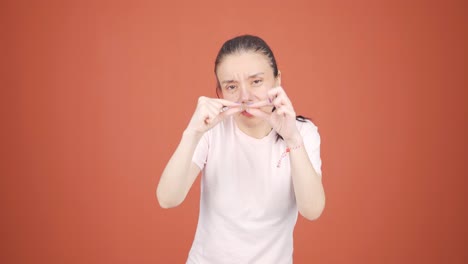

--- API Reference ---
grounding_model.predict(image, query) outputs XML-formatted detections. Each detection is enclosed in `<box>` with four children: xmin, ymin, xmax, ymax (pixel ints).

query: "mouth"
<box><xmin>241</xmin><ymin>110</ymin><xmax>254</xmax><ymax>117</ymax></box>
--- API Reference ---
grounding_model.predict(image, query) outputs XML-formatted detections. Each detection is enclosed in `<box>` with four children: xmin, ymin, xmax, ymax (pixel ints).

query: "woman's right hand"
<box><xmin>185</xmin><ymin>96</ymin><xmax>241</xmax><ymax>135</ymax></box>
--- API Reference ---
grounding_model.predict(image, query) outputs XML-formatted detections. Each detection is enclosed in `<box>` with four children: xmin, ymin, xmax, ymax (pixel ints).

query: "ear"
<box><xmin>275</xmin><ymin>70</ymin><xmax>282</xmax><ymax>87</ymax></box>
<box><xmin>216</xmin><ymin>85</ymin><xmax>223</xmax><ymax>99</ymax></box>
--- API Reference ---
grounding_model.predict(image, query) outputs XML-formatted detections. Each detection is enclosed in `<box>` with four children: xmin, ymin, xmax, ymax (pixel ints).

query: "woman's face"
<box><xmin>216</xmin><ymin>51</ymin><xmax>280</xmax><ymax>119</ymax></box>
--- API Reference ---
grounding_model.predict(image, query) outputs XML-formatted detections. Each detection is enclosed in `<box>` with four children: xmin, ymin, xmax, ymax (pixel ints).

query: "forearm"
<box><xmin>157</xmin><ymin>130</ymin><xmax>202</xmax><ymax>207</ymax></box>
<box><xmin>286</xmin><ymin>136</ymin><xmax>325</xmax><ymax>220</ymax></box>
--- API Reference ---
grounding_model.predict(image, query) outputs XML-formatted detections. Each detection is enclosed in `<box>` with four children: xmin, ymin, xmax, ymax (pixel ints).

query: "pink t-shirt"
<box><xmin>187</xmin><ymin>117</ymin><xmax>322</xmax><ymax>264</ymax></box>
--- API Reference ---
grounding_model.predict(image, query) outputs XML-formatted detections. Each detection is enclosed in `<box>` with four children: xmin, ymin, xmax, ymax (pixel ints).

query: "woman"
<box><xmin>157</xmin><ymin>35</ymin><xmax>325</xmax><ymax>263</ymax></box>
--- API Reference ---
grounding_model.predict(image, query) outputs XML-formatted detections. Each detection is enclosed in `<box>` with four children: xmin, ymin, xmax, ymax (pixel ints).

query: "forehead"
<box><xmin>216</xmin><ymin>52</ymin><xmax>273</xmax><ymax>80</ymax></box>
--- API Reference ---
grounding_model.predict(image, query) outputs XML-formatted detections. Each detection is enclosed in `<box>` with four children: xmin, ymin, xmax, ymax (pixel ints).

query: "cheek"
<box><xmin>254</xmin><ymin>83</ymin><xmax>273</xmax><ymax>99</ymax></box>
<box><xmin>221</xmin><ymin>91</ymin><xmax>240</xmax><ymax>102</ymax></box>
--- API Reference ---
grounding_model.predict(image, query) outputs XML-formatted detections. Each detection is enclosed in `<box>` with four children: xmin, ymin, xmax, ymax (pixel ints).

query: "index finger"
<box><xmin>247</xmin><ymin>100</ymin><xmax>272</xmax><ymax>108</ymax></box>
<box><xmin>212</xmin><ymin>98</ymin><xmax>241</xmax><ymax>107</ymax></box>
<box><xmin>267</xmin><ymin>86</ymin><xmax>284</xmax><ymax>98</ymax></box>
<box><xmin>267</xmin><ymin>86</ymin><xmax>291</xmax><ymax>105</ymax></box>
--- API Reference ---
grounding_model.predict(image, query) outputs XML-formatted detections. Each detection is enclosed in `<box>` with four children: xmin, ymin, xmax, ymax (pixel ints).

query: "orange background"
<box><xmin>1</xmin><ymin>0</ymin><xmax>467</xmax><ymax>263</ymax></box>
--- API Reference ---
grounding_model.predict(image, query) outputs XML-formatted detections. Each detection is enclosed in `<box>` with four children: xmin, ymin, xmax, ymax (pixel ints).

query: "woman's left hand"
<box><xmin>247</xmin><ymin>86</ymin><xmax>302</xmax><ymax>145</ymax></box>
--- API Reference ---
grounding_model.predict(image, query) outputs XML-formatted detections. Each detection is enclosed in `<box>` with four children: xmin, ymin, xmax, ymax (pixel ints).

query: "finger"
<box><xmin>272</xmin><ymin>96</ymin><xmax>288</xmax><ymax>107</ymax></box>
<box><xmin>267</xmin><ymin>86</ymin><xmax>283</xmax><ymax>99</ymax></box>
<box><xmin>220</xmin><ymin>106</ymin><xmax>242</xmax><ymax>117</ymax></box>
<box><xmin>211</xmin><ymin>99</ymin><xmax>241</xmax><ymax>114</ymax></box>
<box><xmin>219</xmin><ymin>104</ymin><xmax>242</xmax><ymax>113</ymax></box>
<box><xmin>203</xmin><ymin>105</ymin><xmax>221</xmax><ymax>124</ymax></box>
<box><xmin>275</xmin><ymin>106</ymin><xmax>295</xmax><ymax>117</ymax></box>
<box><xmin>247</xmin><ymin>100</ymin><xmax>272</xmax><ymax>108</ymax></box>
<box><xmin>203</xmin><ymin>112</ymin><xmax>216</xmax><ymax>124</ymax></box>
<box><xmin>268</xmin><ymin>86</ymin><xmax>291</xmax><ymax>105</ymax></box>
<box><xmin>207</xmin><ymin>103</ymin><xmax>241</xmax><ymax>125</ymax></box>
<box><xmin>202</xmin><ymin>102</ymin><xmax>221</xmax><ymax>115</ymax></box>
<box><xmin>212</xmin><ymin>98</ymin><xmax>241</xmax><ymax>107</ymax></box>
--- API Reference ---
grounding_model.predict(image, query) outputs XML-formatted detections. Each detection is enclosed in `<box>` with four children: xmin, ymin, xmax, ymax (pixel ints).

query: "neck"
<box><xmin>234</xmin><ymin>116</ymin><xmax>272</xmax><ymax>139</ymax></box>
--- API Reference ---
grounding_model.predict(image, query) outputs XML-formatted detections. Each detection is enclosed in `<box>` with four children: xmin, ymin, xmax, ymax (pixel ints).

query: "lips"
<box><xmin>241</xmin><ymin>110</ymin><xmax>254</xmax><ymax>117</ymax></box>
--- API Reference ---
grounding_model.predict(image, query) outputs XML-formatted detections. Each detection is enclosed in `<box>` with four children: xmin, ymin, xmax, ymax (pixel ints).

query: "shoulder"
<box><xmin>296</xmin><ymin>118</ymin><xmax>321</xmax><ymax>146</ymax></box>
<box><xmin>296</xmin><ymin>118</ymin><xmax>319</xmax><ymax>135</ymax></box>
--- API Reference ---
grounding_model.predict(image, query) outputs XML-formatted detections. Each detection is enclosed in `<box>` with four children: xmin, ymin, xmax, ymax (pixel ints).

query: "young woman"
<box><xmin>157</xmin><ymin>35</ymin><xmax>325</xmax><ymax>263</ymax></box>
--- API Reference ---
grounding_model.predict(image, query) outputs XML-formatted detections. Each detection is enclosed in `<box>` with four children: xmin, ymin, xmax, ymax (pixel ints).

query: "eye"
<box><xmin>225</xmin><ymin>85</ymin><xmax>237</xmax><ymax>91</ymax></box>
<box><xmin>252</xmin><ymin>79</ymin><xmax>263</xmax><ymax>86</ymax></box>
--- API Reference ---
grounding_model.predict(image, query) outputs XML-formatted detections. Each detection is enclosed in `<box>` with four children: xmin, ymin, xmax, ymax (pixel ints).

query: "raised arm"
<box><xmin>247</xmin><ymin>87</ymin><xmax>325</xmax><ymax>220</ymax></box>
<box><xmin>156</xmin><ymin>97</ymin><xmax>241</xmax><ymax>208</ymax></box>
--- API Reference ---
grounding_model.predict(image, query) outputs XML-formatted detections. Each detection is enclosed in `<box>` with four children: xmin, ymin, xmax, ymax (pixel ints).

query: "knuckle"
<box><xmin>198</xmin><ymin>96</ymin><xmax>207</xmax><ymax>103</ymax></box>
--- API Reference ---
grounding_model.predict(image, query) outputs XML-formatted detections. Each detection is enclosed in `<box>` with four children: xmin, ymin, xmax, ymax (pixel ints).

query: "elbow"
<box><xmin>156</xmin><ymin>189</ymin><xmax>182</xmax><ymax>209</ymax></box>
<box><xmin>158</xmin><ymin>198</ymin><xmax>179</xmax><ymax>209</ymax></box>
<box><xmin>301</xmin><ymin>208</ymin><xmax>324</xmax><ymax>221</ymax></box>
<box><xmin>299</xmin><ymin>200</ymin><xmax>326</xmax><ymax>221</ymax></box>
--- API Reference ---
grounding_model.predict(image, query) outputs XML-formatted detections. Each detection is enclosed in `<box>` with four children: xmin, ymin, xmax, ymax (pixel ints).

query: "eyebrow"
<box><xmin>220</xmin><ymin>72</ymin><xmax>265</xmax><ymax>84</ymax></box>
<box><xmin>221</xmin><ymin>79</ymin><xmax>236</xmax><ymax>85</ymax></box>
<box><xmin>248</xmin><ymin>72</ymin><xmax>264</xmax><ymax>78</ymax></box>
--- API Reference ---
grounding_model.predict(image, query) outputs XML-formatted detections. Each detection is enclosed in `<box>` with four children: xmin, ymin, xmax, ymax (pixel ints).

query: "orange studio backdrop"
<box><xmin>1</xmin><ymin>0</ymin><xmax>467</xmax><ymax>263</ymax></box>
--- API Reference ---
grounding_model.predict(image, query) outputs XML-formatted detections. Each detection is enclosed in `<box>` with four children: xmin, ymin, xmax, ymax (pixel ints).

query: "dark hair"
<box><xmin>214</xmin><ymin>35</ymin><xmax>279</xmax><ymax>85</ymax></box>
<box><xmin>214</xmin><ymin>35</ymin><xmax>308</xmax><ymax>141</ymax></box>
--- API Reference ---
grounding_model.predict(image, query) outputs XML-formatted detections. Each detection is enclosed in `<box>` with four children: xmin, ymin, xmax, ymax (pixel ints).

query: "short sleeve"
<box><xmin>300</xmin><ymin>120</ymin><xmax>323</xmax><ymax>177</ymax></box>
<box><xmin>192</xmin><ymin>131</ymin><xmax>210</xmax><ymax>170</ymax></box>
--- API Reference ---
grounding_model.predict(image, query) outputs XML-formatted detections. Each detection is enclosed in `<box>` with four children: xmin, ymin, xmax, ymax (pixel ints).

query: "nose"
<box><xmin>239</xmin><ymin>83</ymin><xmax>252</xmax><ymax>103</ymax></box>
